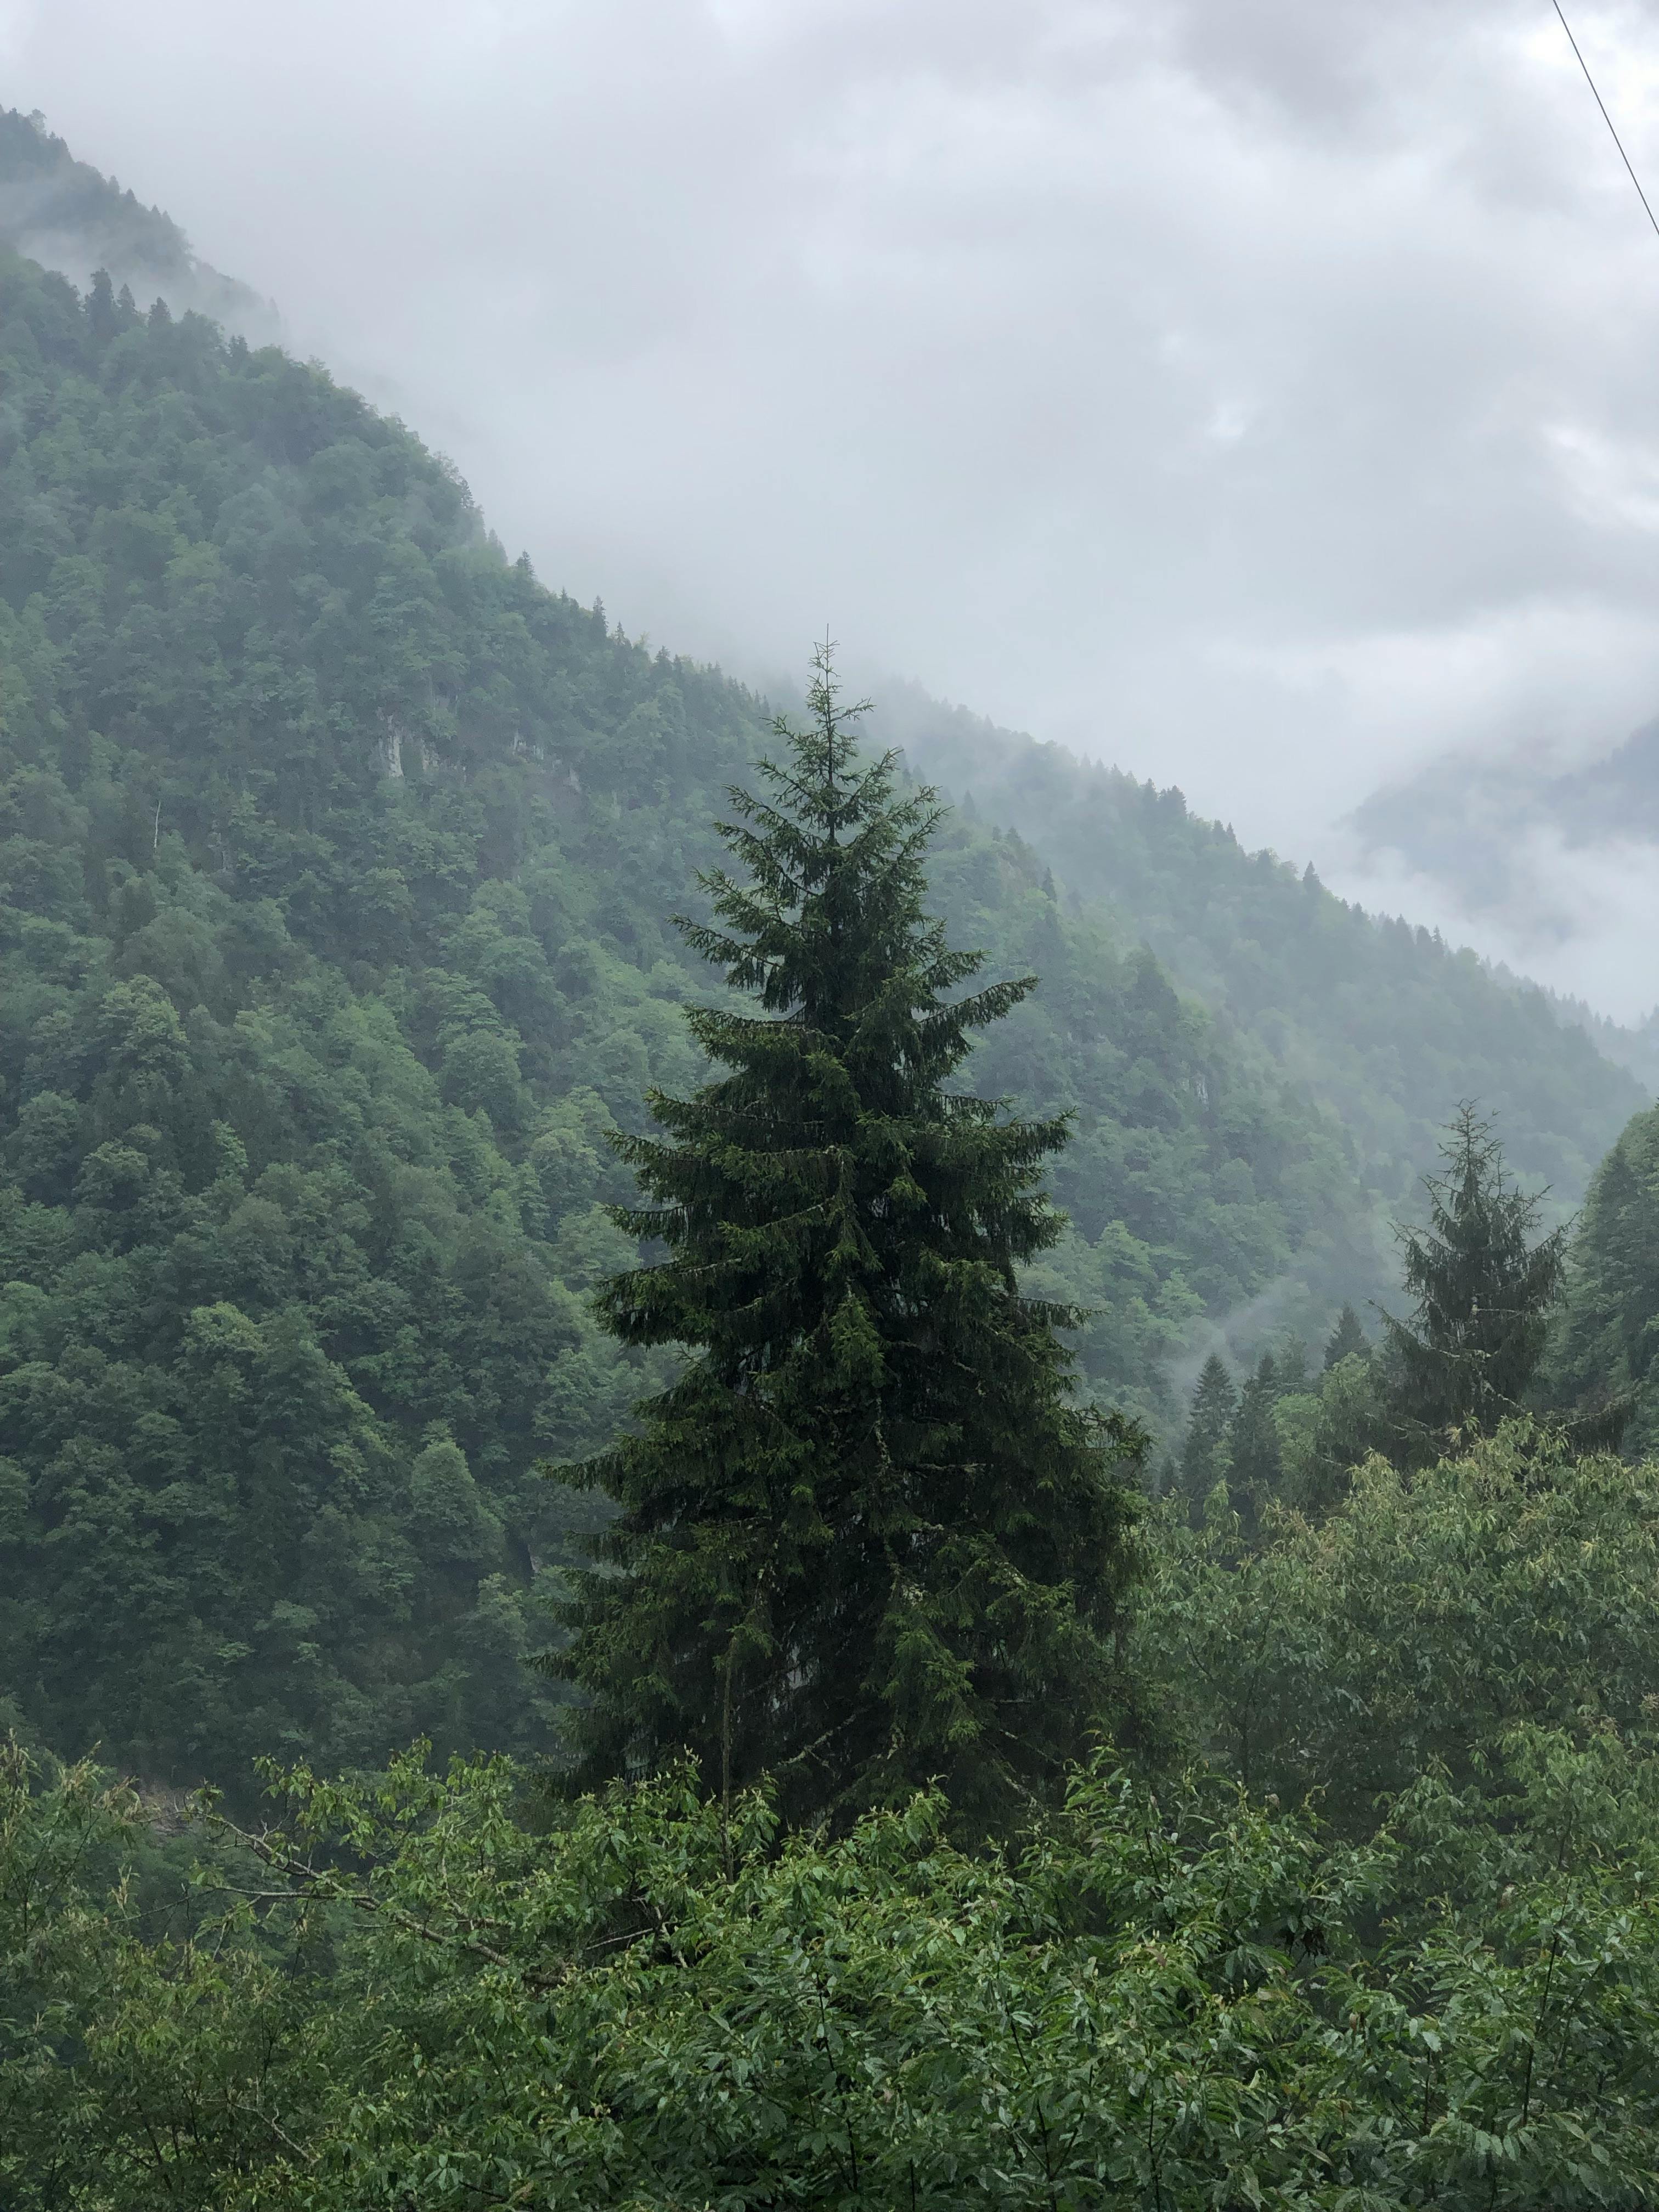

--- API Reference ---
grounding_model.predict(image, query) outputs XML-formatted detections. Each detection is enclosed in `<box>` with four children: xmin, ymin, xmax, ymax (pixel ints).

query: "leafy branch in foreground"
<box><xmin>12</xmin><ymin>1727</ymin><xmax>1659</xmax><ymax>2208</ymax></box>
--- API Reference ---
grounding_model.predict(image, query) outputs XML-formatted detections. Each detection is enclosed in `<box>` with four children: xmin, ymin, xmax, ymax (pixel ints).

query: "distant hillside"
<box><xmin>0</xmin><ymin>106</ymin><xmax>274</xmax><ymax>337</ymax></box>
<box><xmin>1551</xmin><ymin>715</ymin><xmax>1659</xmax><ymax>844</ymax></box>
<box><xmin>873</xmin><ymin>686</ymin><xmax>1650</xmax><ymax>1216</ymax></box>
<box><xmin>1510</xmin><ymin>978</ymin><xmax>1659</xmax><ymax>1095</ymax></box>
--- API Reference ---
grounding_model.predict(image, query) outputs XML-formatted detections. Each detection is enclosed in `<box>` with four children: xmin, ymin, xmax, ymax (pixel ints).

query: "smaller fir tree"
<box><xmin>1539</xmin><ymin>1108</ymin><xmax>1654</xmax><ymax>1452</ymax></box>
<box><xmin>548</xmin><ymin>646</ymin><xmax>1143</xmax><ymax>1831</ymax></box>
<box><xmin>1382</xmin><ymin>1104</ymin><xmax>1566</xmax><ymax>1458</ymax></box>
<box><xmin>1227</xmin><ymin>1352</ymin><xmax>1283</xmax><ymax>1531</ymax></box>
<box><xmin>1322</xmin><ymin>1305</ymin><xmax>1367</xmax><ymax>1371</ymax></box>
<box><xmin>1273</xmin><ymin>1337</ymin><xmax>1310</xmax><ymax>1396</ymax></box>
<box><xmin>1178</xmin><ymin>1353</ymin><xmax>1235</xmax><ymax>1518</ymax></box>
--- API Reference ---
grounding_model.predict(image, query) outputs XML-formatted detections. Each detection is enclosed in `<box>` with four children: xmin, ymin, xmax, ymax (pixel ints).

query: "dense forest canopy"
<box><xmin>13</xmin><ymin>1428</ymin><xmax>1659</xmax><ymax>2209</ymax></box>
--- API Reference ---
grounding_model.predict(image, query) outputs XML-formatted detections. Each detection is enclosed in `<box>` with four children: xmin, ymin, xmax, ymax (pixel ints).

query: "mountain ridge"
<box><xmin>870</xmin><ymin>682</ymin><xmax>1649</xmax><ymax>1210</ymax></box>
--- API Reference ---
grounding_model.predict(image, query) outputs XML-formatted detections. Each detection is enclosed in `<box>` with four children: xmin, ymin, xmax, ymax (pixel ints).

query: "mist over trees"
<box><xmin>881</xmin><ymin>691</ymin><xmax>1646</xmax><ymax>1217</ymax></box>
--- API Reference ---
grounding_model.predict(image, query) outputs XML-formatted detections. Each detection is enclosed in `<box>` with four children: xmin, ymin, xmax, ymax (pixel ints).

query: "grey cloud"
<box><xmin>9</xmin><ymin>0</ymin><xmax>1659</xmax><ymax>1009</ymax></box>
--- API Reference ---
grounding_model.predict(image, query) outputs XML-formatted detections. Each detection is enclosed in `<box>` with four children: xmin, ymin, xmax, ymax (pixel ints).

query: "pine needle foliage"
<box><xmin>1382</xmin><ymin>1103</ymin><xmax>1567</xmax><ymax>1458</ymax></box>
<box><xmin>1322</xmin><ymin>1304</ymin><xmax>1367</xmax><ymax>1370</ymax></box>
<box><xmin>1177</xmin><ymin>1353</ymin><xmax>1236</xmax><ymax>1520</ymax></box>
<box><xmin>548</xmin><ymin>646</ymin><xmax>1143</xmax><ymax>1832</ymax></box>
<box><xmin>1227</xmin><ymin>1352</ymin><xmax>1283</xmax><ymax>1531</ymax></box>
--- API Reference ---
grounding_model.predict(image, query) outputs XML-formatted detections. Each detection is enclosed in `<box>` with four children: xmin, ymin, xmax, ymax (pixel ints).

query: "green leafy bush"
<box><xmin>8</xmin><ymin>1721</ymin><xmax>1659</xmax><ymax>2208</ymax></box>
<box><xmin>1136</xmin><ymin>1423</ymin><xmax>1659</xmax><ymax>1825</ymax></box>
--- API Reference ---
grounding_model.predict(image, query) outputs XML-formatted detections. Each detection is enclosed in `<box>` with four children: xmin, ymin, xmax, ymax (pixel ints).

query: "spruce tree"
<box><xmin>1178</xmin><ymin>1353</ymin><xmax>1236</xmax><ymax>1516</ymax></box>
<box><xmin>1322</xmin><ymin>1304</ymin><xmax>1367</xmax><ymax>1370</ymax></box>
<box><xmin>1227</xmin><ymin>1352</ymin><xmax>1283</xmax><ymax>1530</ymax></box>
<box><xmin>1382</xmin><ymin>1104</ymin><xmax>1566</xmax><ymax>1457</ymax></box>
<box><xmin>549</xmin><ymin>647</ymin><xmax>1142</xmax><ymax>1831</ymax></box>
<box><xmin>1274</xmin><ymin>1337</ymin><xmax>1310</xmax><ymax>1396</ymax></box>
<box><xmin>1538</xmin><ymin>1107</ymin><xmax>1654</xmax><ymax>1453</ymax></box>
<box><xmin>85</xmin><ymin>267</ymin><xmax>118</xmax><ymax>345</ymax></box>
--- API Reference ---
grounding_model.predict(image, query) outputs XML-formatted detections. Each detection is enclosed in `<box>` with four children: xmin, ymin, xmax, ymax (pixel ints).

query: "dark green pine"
<box><xmin>1177</xmin><ymin>1352</ymin><xmax>1235</xmax><ymax>1519</ymax></box>
<box><xmin>1227</xmin><ymin>1352</ymin><xmax>1283</xmax><ymax>1531</ymax></box>
<box><xmin>1322</xmin><ymin>1304</ymin><xmax>1367</xmax><ymax>1370</ymax></box>
<box><xmin>1544</xmin><ymin>1105</ymin><xmax>1659</xmax><ymax>1451</ymax></box>
<box><xmin>1382</xmin><ymin>1103</ymin><xmax>1566</xmax><ymax>1458</ymax></box>
<box><xmin>547</xmin><ymin>646</ymin><xmax>1143</xmax><ymax>1832</ymax></box>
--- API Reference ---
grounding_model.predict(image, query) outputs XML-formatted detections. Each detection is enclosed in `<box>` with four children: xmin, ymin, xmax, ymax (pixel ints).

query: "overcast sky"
<box><xmin>7</xmin><ymin>0</ymin><xmax>1659</xmax><ymax>1013</ymax></box>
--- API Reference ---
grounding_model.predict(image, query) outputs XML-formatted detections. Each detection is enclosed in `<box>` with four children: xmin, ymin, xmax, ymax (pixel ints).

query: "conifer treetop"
<box><xmin>678</xmin><ymin>640</ymin><xmax>1038</xmax><ymax>1086</ymax></box>
<box><xmin>1381</xmin><ymin>1102</ymin><xmax>1567</xmax><ymax>1452</ymax></box>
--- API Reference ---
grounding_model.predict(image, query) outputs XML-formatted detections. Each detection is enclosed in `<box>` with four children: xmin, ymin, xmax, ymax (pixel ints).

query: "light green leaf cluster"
<box><xmin>1137</xmin><ymin>1421</ymin><xmax>1659</xmax><ymax>1823</ymax></box>
<box><xmin>9</xmin><ymin>1711</ymin><xmax>1659</xmax><ymax>2208</ymax></box>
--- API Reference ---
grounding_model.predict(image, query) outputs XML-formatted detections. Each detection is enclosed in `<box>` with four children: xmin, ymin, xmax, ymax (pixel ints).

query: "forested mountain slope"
<box><xmin>0</xmin><ymin>244</ymin><xmax>1371</xmax><ymax>1790</ymax></box>
<box><xmin>12</xmin><ymin>116</ymin><xmax>1659</xmax><ymax>2211</ymax></box>
<box><xmin>876</xmin><ymin>687</ymin><xmax>1649</xmax><ymax>1211</ymax></box>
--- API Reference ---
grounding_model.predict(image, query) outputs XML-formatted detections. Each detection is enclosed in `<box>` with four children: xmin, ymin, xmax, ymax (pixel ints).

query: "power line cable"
<box><xmin>1551</xmin><ymin>0</ymin><xmax>1659</xmax><ymax>244</ymax></box>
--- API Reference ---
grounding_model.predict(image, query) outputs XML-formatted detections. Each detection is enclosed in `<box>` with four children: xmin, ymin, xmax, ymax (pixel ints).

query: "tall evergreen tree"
<box><xmin>84</xmin><ymin>266</ymin><xmax>118</xmax><ymax>345</ymax></box>
<box><xmin>1227</xmin><ymin>1352</ymin><xmax>1283</xmax><ymax>1530</ymax></box>
<box><xmin>1273</xmin><ymin>1337</ymin><xmax>1310</xmax><ymax>1396</ymax></box>
<box><xmin>1322</xmin><ymin>1304</ymin><xmax>1367</xmax><ymax>1370</ymax></box>
<box><xmin>549</xmin><ymin>648</ymin><xmax>1143</xmax><ymax>1831</ymax></box>
<box><xmin>1542</xmin><ymin>1103</ymin><xmax>1659</xmax><ymax>1453</ymax></box>
<box><xmin>1382</xmin><ymin>1104</ymin><xmax>1566</xmax><ymax>1458</ymax></box>
<box><xmin>1179</xmin><ymin>1353</ymin><xmax>1236</xmax><ymax>1516</ymax></box>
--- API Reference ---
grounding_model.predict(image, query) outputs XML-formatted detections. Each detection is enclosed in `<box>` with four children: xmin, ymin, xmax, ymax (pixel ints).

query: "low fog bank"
<box><xmin>1340</xmin><ymin>708</ymin><xmax>1659</xmax><ymax>1030</ymax></box>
